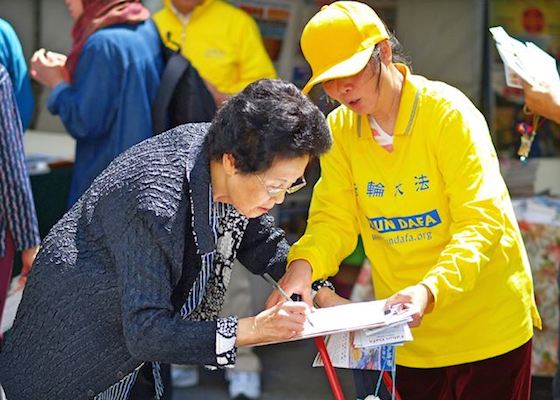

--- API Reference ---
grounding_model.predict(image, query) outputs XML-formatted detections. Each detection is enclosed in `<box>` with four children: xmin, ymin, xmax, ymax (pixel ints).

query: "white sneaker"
<box><xmin>171</xmin><ymin>365</ymin><xmax>199</xmax><ymax>388</ymax></box>
<box><xmin>225</xmin><ymin>370</ymin><xmax>261</xmax><ymax>399</ymax></box>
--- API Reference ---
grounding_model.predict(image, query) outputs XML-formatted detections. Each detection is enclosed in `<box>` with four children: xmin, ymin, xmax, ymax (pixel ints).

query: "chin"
<box><xmin>247</xmin><ymin>207</ymin><xmax>269</xmax><ymax>218</ymax></box>
<box><xmin>232</xmin><ymin>206</ymin><xmax>259</xmax><ymax>219</ymax></box>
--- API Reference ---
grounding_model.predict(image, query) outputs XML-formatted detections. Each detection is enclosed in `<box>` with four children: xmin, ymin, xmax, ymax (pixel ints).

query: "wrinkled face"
<box><xmin>322</xmin><ymin>59</ymin><xmax>383</xmax><ymax>115</ymax></box>
<box><xmin>225</xmin><ymin>155</ymin><xmax>310</xmax><ymax>219</ymax></box>
<box><xmin>65</xmin><ymin>0</ymin><xmax>84</xmax><ymax>21</ymax></box>
<box><xmin>171</xmin><ymin>0</ymin><xmax>204</xmax><ymax>15</ymax></box>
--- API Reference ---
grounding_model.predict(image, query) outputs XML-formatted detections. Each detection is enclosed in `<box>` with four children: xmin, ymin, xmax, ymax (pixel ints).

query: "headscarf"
<box><xmin>66</xmin><ymin>0</ymin><xmax>150</xmax><ymax>79</ymax></box>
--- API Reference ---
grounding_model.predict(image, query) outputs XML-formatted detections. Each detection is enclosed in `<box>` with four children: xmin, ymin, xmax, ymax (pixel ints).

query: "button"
<box><xmin>87</xmin><ymin>389</ymin><xmax>95</xmax><ymax>398</ymax></box>
<box><xmin>116</xmin><ymin>370</ymin><xmax>125</xmax><ymax>379</ymax></box>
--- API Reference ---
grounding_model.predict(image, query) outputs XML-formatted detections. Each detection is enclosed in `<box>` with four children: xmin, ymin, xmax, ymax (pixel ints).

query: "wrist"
<box><xmin>288</xmin><ymin>259</ymin><xmax>313</xmax><ymax>277</ymax></box>
<box><xmin>235</xmin><ymin>316</ymin><xmax>257</xmax><ymax>347</ymax></box>
<box><xmin>311</xmin><ymin>280</ymin><xmax>335</xmax><ymax>300</ymax></box>
<box><xmin>49</xmin><ymin>77</ymin><xmax>67</xmax><ymax>89</ymax></box>
<box><xmin>420</xmin><ymin>283</ymin><xmax>435</xmax><ymax>313</ymax></box>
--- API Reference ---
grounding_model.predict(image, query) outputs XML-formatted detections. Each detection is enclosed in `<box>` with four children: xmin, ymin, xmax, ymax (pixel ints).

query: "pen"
<box><xmin>262</xmin><ymin>272</ymin><xmax>314</xmax><ymax>327</ymax></box>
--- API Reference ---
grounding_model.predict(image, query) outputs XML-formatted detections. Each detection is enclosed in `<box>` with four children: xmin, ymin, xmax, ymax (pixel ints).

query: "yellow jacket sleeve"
<box><xmin>288</xmin><ymin>113</ymin><xmax>360</xmax><ymax>281</ymax></box>
<box><xmin>227</xmin><ymin>15</ymin><xmax>277</xmax><ymax>94</ymax></box>
<box><xmin>420</xmin><ymin>106</ymin><xmax>506</xmax><ymax>310</ymax></box>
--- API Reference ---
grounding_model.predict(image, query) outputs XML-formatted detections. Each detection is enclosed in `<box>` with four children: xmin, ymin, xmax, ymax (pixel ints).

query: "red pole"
<box><xmin>382</xmin><ymin>370</ymin><xmax>401</xmax><ymax>400</ymax></box>
<box><xmin>314</xmin><ymin>336</ymin><xmax>345</xmax><ymax>400</ymax></box>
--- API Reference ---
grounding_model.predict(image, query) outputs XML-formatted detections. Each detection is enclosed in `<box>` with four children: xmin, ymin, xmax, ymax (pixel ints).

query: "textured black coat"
<box><xmin>0</xmin><ymin>124</ymin><xmax>289</xmax><ymax>400</ymax></box>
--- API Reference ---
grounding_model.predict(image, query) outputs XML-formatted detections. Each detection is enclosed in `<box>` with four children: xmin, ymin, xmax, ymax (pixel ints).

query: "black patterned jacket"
<box><xmin>0</xmin><ymin>123</ymin><xmax>289</xmax><ymax>400</ymax></box>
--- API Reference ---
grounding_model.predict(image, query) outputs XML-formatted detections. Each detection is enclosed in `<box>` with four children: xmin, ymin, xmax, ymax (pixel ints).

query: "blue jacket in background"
<box><xmin>0</xmin><ymin>18</ymin><xmax>34</xmax><ymax>130</ymax></box>
<box><xmin>48</xmin><ymin>20</ymin><xmax>163</xmax><ymax>207</ymax></box>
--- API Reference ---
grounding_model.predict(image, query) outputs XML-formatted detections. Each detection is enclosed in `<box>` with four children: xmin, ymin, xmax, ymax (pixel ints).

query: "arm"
<box><xmin>45</xmin><ymin>37</ymin><xmax>121</xmax><ymax>140</ymax></box>
<box><xmin>416</xmin><ymin>107</ymin><xmax>507</xmax><ymax>312</ymax></box>
<box><xmin>0</xmin><ymin>69</ymin><xmax>41</xmax><ymax>264</ymax></box>
<box><xmin>103</xmin><ymin>207</ymin><xmax>224</xmax><ymax>365</ymax></box>
<box><xmin>288</xmin><ymin>115</ymin><xmax>361</xmax><ymax>282</ymax></box>
<box><xmin>236</xmin><ymin>213</ymin><xmax>290</xmax><ymax>281</ymax></box>
<box><xmin>266</xmin><ymin>114</ymin><xmax>360</xmax><ymax>305</ymax></box>
<box><xmin>103</xmin><ymin>206</ymin><xmax>306</xmax><ymax>363</ymax></box>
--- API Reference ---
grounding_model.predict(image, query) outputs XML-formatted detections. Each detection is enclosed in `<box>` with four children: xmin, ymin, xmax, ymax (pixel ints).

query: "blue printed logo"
<box><xmin>368</xmin><ymin>209</ymin><xmax>442</xmax><ymax>233</ymax></box>
<box><xmin>380</xmin><ymin>345</ymin><xmax>395</xmax><ymax>370</ymax></box>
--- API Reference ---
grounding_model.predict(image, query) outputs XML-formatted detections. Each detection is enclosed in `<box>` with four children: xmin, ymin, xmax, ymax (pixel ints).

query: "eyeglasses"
<box><xmin>255</xmin><ymin>174</ymin><xmax>307</xmax><ymax>198</ymax></box>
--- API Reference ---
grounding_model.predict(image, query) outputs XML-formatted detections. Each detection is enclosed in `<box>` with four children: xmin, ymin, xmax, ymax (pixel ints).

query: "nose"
<box><xmin>338</xmin><ymin>81</ymin><xmax>352</xmax><ymax>95</ymax></box>
<box><xmin>325</xmin><ymin>79</ymin><xmax>352</xmax><ymax>101</ymax></box>
<box><xmin>273</xmin><ymin>192</ymin><xmax>286</xmax><ymax>205</ymax></box>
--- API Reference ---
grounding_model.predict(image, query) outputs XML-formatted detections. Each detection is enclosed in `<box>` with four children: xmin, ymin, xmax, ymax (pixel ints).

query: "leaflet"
<box><xmin>489</xmin><ymin>26</ymin><xmax>560</xmax><ymax>89</ymax></box>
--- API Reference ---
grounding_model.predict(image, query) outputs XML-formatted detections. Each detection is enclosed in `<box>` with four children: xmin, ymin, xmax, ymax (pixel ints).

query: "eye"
<box><xmin>269</xmin><ymin>184</ymin><xmax>284</xmax><ymax>190</ymax></box>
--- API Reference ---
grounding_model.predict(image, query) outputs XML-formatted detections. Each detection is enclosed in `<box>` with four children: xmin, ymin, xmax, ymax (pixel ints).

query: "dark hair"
<box><xmin>371</xmin><ymin>32</ymin><xmax>412</xmax><ymax>69</ymax></box>
<box><xmin>206</xmin><ymin>79</ymin><xmax>332</xmax><ymax>174</ymax></box>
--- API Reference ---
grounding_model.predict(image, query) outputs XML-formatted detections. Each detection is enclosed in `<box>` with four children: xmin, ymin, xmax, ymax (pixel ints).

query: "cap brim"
<box><xmin>302</xmin><ymin>45</ymin><xmax>376</xmax><ymax>94</ymax></box>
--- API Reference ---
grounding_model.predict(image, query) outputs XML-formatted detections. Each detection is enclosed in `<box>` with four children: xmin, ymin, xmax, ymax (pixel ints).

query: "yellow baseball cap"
<box><xmin>300</xmin><ymin>1</ymin><xmax>389</xmax><ymax>94</ymax></box>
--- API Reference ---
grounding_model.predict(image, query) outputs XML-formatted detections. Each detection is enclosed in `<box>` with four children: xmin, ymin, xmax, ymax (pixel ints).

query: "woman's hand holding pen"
<box><xmin>236</xmin><ymin>301</ymin><xmax>310</xmax><ymax>346</ymax></box>
<box><xmin>265</xmin><ymin>259</ymin><xmax>314</xmax><ymax>308</ymax></box>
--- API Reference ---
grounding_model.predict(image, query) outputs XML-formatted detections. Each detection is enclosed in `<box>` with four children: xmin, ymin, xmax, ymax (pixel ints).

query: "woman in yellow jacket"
<box><xmin>268</xmin><ymin>2</ymin><xmax>541</xmax><ymax>399</ymax></box>
<box><xmin>153</xmin><ymin>0</ymin><xmax>276</xmax><ymax>106</ymax></box>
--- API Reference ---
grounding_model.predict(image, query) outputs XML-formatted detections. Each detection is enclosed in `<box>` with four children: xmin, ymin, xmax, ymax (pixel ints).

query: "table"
<box><xmin>519</xmin><ymin>220</ymin><xmax>560</xmax><ymax>377</ymax></box>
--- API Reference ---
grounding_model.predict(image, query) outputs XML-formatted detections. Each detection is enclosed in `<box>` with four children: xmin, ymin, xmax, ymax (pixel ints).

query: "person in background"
<box><xmin>153</xmin><ymin>0</ymin><xmax>276</xmax><ymax>107</ymax></box>
<box><xmin>269</xmin><ymin>2</ymin><xmax>541</xmax><ymax>399</ymax></box>
<box><xmin>522</xmin><ymin>80</ymin><xmax>560</xmax><ymax>124</ymax></box>
<box><xmin>0</xmin><ymin>63</ymin><xmax>41</xmax><ymax>349</ymax></box>
<box><xmin>29</xmin><ymin>0</ymin><xmax>162</xmax><ymax>207</ymax></box>
<box><xmin>0</xmin><ymin>18</ymin><xmax>34</xmax><ymax>129</ymax></box>
<box><xmin>154</xmin><ymin>1</ymin><xmax>276</xmax><ymax>398</ymax></box>
<box><xmin>520</xmin><ymin>79</ymin><xmax>560</xmax><ymax>399</ymax></box>
<box><xmin>0</xmin><ymin>78</ymin><xmax>333</xmax><ymax>400</ymax></box>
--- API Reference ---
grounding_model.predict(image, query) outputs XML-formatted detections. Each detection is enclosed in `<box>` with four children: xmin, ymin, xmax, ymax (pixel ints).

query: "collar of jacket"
<box><xmin>164</xmin><ymin>0</ymin><xmax>215</xmax><ymax>21</ymax></box>
<box><xmin>188</xmin><ymin>143</ymin><xmax>216</xmax><ymax>256</ymax></box>
<box><xmin>393</xmin><ymin>64</ymin><xmax>421</xmax><ymax>136</ymax></box>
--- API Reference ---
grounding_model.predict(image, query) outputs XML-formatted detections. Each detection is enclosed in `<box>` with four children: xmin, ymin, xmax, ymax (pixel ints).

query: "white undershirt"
<box><xmin>368</xmin><ymin>115</ymin><xmax>394</xmax><ymax>152</ymax></box>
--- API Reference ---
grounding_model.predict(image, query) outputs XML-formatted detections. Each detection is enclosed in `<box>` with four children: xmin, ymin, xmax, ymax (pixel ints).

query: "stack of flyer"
<box><xmin>254</xmin><ymin>298</ymin><xmax>415</xmax><ymax>371</ymax></box>
<box><xmin>489</xmin><ymin>26</ymin><xmax>560</xmax><ymax>89</ymax></box>
<box><xmin>312</xmin><ymin>303</ymin><xmax>414</xmax><ymax>370</ymax></box>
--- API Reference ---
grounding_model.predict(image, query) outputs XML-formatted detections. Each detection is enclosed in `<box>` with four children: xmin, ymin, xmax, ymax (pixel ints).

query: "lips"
<box><xmin>348</xmin><ymin>98</ymin><xmax>361</xmax><ymax>108</ymax></box>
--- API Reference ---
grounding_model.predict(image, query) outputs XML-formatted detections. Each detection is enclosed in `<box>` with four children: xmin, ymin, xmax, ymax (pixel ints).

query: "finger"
<box><xmin>52</xmin><ymin>54</ymin><xmax>67</xmax><ymax>63</ymax></box>
<box><xmin>280</xmin><ymin>319</ymin><xmax>306</xmax><ymax>333</ymax></box>
<box><xmin>36</xmin><ymin>51</ymin><xmax>50</xmax><ymax>65</ymax></box>
<box><xmin>521</xmin><ymin>80</ymin><xmax>533</xmax><ymax>90</ymax></box>
<box><xmin>265</xmin><ymin>291</ymin><xmax>283</xmax><ymax>309</ymax></box>
<box><xmin>279</xmin><ymin>301</ymin><xmax>309</xmax><ymax>314</ymax></box>
<box><xmin>385</xmin><ymin>294</ymin><xmax>411</xmax><ymax>308</ymax></box>
<box><xmin>408</xmin><ymin>314</ymin><xmax>422</xmax><ymax>328</ymax></box>
<box><xmin>284</xmin><ymin>312</ymin><xmax>306</xmax><ymax>325</ymax></box>
<box><xmin>31</xmin><ymin>49</ymin><xmax>43</xmax><ymax>62</ymax></box>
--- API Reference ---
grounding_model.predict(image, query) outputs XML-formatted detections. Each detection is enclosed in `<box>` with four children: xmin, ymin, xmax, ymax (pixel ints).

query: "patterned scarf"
<box><xmin>66</xmin><ymin>0</ymin><xmax>150</xmax><ymax>79</ymax></box>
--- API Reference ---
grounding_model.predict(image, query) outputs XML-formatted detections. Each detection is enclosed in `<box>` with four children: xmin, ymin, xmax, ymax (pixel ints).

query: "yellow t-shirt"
<box><xmin>289</xmin><ymin>65</ymin><xmax>541</xmax><ymax>368</ymax></box>
<box><xmin>153</xmin><ymin>0</ymin><xmax>276</xmax><ymax>94</ymax></box>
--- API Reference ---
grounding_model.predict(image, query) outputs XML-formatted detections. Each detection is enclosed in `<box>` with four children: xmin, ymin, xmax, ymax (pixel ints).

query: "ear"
<box><xmin>379</xmin><ymin>40</ymin><xmax>393</xmax><ymax>66</ymax></box>
<box><xmin>222</xmin><ymin>153</ymin><xmax>237</xmax><ymax>176</ymax></box>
